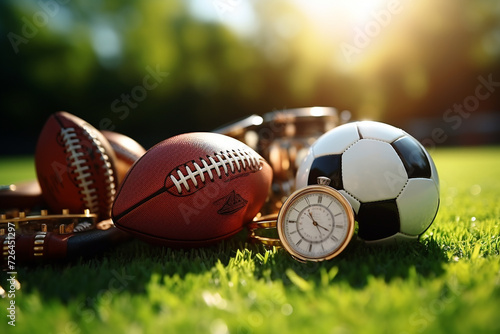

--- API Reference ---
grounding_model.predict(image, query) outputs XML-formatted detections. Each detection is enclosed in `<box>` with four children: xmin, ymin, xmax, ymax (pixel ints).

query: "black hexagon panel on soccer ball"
<box><xmin>307</xmin><ymin>154</ymin><xmax>343</xmax><ymax>190</ymax></box>
<box><xmin>356</xmin><ymin>199</ymin><xmax>400</xmax><ymax>241</ymax></box>
<box><xmin>391</xmin><ymin>136</ymin><xmax>431</xmax><ymax>179</ymax></box>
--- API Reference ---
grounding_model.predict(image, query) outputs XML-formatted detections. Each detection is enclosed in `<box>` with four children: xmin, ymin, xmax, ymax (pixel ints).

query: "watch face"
<box><xmin>277</xmin><ymin>186</ymin><xmax>354</xmax><ymax>261</ymax></box>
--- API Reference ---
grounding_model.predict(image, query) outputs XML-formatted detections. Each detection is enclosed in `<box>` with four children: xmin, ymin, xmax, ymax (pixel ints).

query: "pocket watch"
<box><xmin>248</xmin><ymin>177</ymin><xmax>355</xmax><ymax>262</ymax></box>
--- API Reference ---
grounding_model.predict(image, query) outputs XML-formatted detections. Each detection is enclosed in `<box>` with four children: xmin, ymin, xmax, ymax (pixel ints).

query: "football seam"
<box><xmin>395</xmin><ymin>179</ymin><xmax>409</xmax><ymax>199</ymax></box>
<box><xmin>341</xmin><ymin>188</ymin><xmax>362</xmax><ymax>204</ymax></box>
<box><xmin>168</xmin><ymin>149</ymin><xmax>261</xmax><ymax>194</ymax></box>
<box><xmin>81</xmin><ymin>124</ymin><xmax>117</xmax><ymax>209</ymax></box>
<box><xmin>112</xmin><ymin>187</ymin><xmax>166</xmax><ymax>222</ymax></box>
<box><xmin>60</xmin><ymin>125</ymin><xmax>116</xmax><ymax>214</ymax></box>
<box><xmin>340</xmin><ymin>138</ymin><xmax>361</xmax><ymax>203</ymax></box>
<box><xmin>342</xmin><ymin>138</ymin><xmax>361</xmax><ymax>155</ymax></box>
<box><xmin>342</xmin><ymin>129</ymin><xmax>409</xmax><ymax>203</ymax></box>
<box><xmin>356</xmin><ymin>122</ymin><xmax>407</xmax><ymax>143</ymax></box>
<box><xmin>109</xmin><ymin>141</ymin><xmax>143</xmax><ymax>163</ymax></box>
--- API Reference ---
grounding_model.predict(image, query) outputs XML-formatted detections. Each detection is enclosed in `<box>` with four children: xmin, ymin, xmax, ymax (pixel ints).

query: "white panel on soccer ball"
<box><xmin>339</xmin><ymin>189</ymin><xmax>360</xmax><ymax>214</ymax></box>
<box><xmin>312</xmin><ymin>122</ymin><xmax>360</xmax><ymax>156</ymax></box>
<box><xmin>357</xmin><ymin>121</ymin><xmax>406</xmax><ymax>143</ymax></box>
<box><xmin>397</xmin><ymin>178</ymin><xmax>439</xmax><ymax>235</ymax></box>
<box><xmin>343</xmin><ymin>140</ymin><xmax>408</xmax><ymax>202</ymax></box>
<box><xmin>295</xmin><ymin>150</ymin><xmax>316</xmax><ymax>189</ymax></box>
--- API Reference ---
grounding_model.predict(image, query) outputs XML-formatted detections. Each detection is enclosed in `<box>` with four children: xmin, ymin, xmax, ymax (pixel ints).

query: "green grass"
<box><xmin>1</xmin><ymin>147</ymin><xmax>499</xmax><ymax>334</ymax></box>
<box><xmin>0</xmin><ymin>156</ymin><xmax>37</xmax><ymax>185</ymax></box>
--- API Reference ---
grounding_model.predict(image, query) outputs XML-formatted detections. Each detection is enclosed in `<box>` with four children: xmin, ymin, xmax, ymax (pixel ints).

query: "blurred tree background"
<box><xmin>1</xmin><ymin>0</ymin><xmax>499</xmax><ymax>154</ymax></box>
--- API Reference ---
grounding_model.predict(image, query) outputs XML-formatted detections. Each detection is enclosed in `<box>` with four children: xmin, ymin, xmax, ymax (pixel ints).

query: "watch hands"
<box><xmin>308</xmin><ymin>210</ymin><xmax>330</xmax><ymax>232</ymax></box>
<box><xmin>307</xmin><ymin>210</ymin><xmax>315</xmax><ymax>222</ymax></box>
<box><xmin>316</xmin><ymin>224</ymin><xmax>329</xmax><ymax>231</ymax></box>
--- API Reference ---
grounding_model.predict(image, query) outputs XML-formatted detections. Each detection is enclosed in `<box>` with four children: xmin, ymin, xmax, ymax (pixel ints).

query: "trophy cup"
<box><xmin>214</xmin><ymin>107</ymin><xmax>349</xmax><ymax>214</ymax></box>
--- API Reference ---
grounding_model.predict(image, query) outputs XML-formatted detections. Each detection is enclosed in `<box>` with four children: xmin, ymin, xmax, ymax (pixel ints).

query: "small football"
<box><xmin>0</xmin><ymin>180</ymin><xmax>45</xmax><ymax>211</ymax></box>
<box><xmin>35</xmin><ymin>112</ymin><xmax>118</xmax><ymax>220</ymax></box>
<box><xmin>112</xmin><ymin>132</ymin><xmax>273</xmax><ymax>247</ymax></box>
<box><xmin>101</xmin><ymin>130</ymin><xmax>146</xmax><ymax>184</ymax></box>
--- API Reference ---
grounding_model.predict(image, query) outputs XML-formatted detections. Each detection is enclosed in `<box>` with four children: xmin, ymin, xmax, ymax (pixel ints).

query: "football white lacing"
<box><xmin>170</xmin><ymin>149</ymin><xmax>261</xmax><ymax>194</ymax></box>
<box><xmin>60</xmin><ymin>126</ymin><xmax>116</xmax><ymax>214</ymax></box>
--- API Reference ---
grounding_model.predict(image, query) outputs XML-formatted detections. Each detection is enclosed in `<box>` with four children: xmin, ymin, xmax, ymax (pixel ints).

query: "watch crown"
<box><xmin>317</xmin><ymin>176</ymin><xmax>331</xmax><ymax>186</ymax></box>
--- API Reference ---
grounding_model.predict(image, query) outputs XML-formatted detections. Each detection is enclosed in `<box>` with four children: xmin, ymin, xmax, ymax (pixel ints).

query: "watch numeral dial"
<box><xmin>278</xmin><ymin>187</ymin><xmax>354</xmax><ymax>262</ymax></box>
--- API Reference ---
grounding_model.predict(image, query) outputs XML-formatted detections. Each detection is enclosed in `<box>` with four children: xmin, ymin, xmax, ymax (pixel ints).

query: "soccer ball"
<box><xmin>295</xmin><ymin>121</ymin><xmax>440</xmax><ymax>244</ymax></box>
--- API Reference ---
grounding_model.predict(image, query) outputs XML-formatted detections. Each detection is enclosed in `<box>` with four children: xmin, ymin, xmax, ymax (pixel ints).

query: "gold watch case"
<box><xmin>249</xmin><ymin>177</ymin><xmax>355</xmax><ymax>262</ymax></box>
